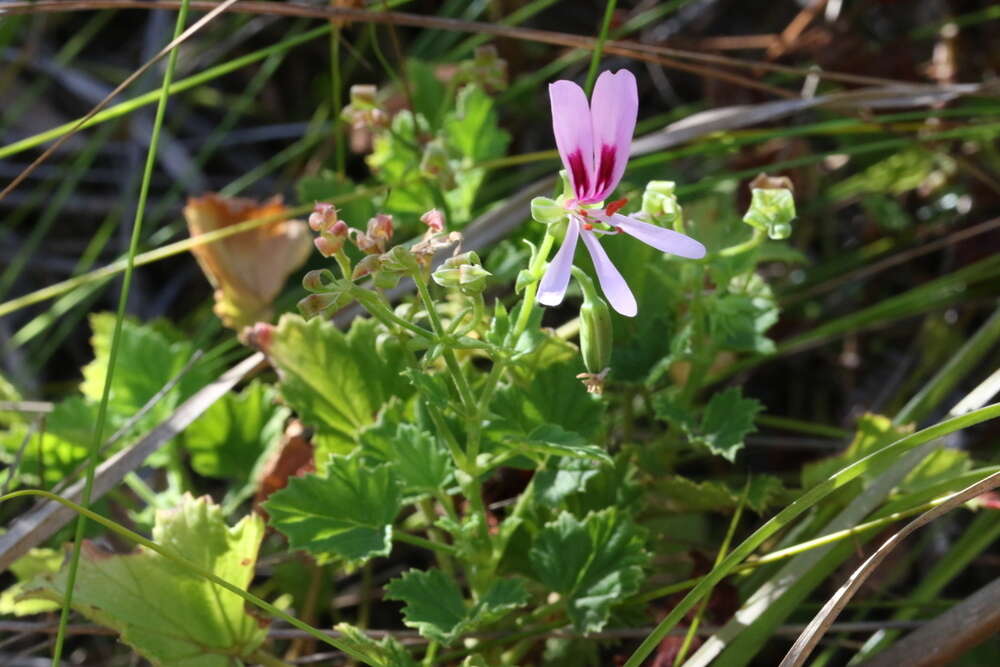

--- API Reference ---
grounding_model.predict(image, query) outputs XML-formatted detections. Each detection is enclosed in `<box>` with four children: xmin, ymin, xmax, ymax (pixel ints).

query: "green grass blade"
<box><xmin>51</xmin><ymin>2</ymin><xmax>193</xmax><ymax>661</ymax></box>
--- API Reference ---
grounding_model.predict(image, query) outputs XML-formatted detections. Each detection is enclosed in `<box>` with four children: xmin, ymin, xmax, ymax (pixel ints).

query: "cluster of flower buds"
<box><xmin>341</xmin><ymin>84</ymin><xmax>389</xmax><ymax>135</ymax></box>
<box><xmin>641</xmin><ymin>180</ymin><xmax>683</xmax><ymax>226</ymax></box>
<box><xmin>350</xmin><ymin>213</ymin><xmax>394</xmax><ymax>254</ymax></box>
<box><xmin>455</xmin><ymin>46</ymin><xmax>508</xmax><ymax>92</ymax></box>
<box><xmin>309</xmin><ymin>203</ymin><xmax>349</xmax><ymax>257</ymax></box>
<box><xmin>743</xmin><ymin>173</ymin><xmax>796</xmax><ymax>240</ymax></box>
<box><xmin>432</xmin><ymin>251</ymin><xmax>491</xmax><ymax>296</ymax></box>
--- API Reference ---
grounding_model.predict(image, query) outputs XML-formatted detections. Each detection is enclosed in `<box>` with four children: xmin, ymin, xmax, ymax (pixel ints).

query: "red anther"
<box><xmin>582</xmin><ymin>223</ymin><xmax>594</xmax><ymax>231</ymax></box>
<box><xmin>578</xmin><ymin>208</ymin><xmax>590</xmax><ymax>218</ymax></box>
<box><xmin>605</xmin><ymin>197</ymin><xmax>629</xmax><ymax>216</ymax></box>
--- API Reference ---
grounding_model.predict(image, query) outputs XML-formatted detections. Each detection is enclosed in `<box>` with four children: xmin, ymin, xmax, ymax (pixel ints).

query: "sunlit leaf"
<box><xmin>264</xmin><ymin>452</ymin><xmax>402</xmax><ymax>564</ymax></box>
<box><xmin>23</xmin><ymin>495</ymin><xmax>267</xmax><ymax>666</ymax></box>
<box><xmin>529</xmin><ymin>509</ymin><xmax>648</xmax><ymax>633</ymax></box>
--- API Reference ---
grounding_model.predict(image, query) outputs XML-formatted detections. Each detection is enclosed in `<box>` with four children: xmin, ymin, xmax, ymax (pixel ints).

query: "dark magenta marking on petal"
<box><xmin>567</xmin><ymin>150</ymin><xmax>590</xmax><ymax>196</ymax></box>
<box><xmin>594</xmin><ymin>144</ymin><xmax>617</xmax><ymax>195</ymax></box>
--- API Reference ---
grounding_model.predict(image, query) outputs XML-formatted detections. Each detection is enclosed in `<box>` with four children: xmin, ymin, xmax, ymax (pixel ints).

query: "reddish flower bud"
<box><xmin>420</xmin><ymin>208</ymin><xmax>446</xmax><ymax>233</ymax></box>
<box><xmin>367</xmin><ymin>214</ymin><xmax>394</xmax><ymax>243</ymax></box>
<box><xmin>245</xmin><ymin>322</ymin><xmax>276</xmax><ymax>353</ymax></box>
<box><xmin>314</xmin><ymin>236</ymin><xmax>343</xmax><ymax>257</ymax></box>
<box><xmin>308</xmin><ymin>202</ymin><xmax>338</xmax><ymax>232</ymax></box>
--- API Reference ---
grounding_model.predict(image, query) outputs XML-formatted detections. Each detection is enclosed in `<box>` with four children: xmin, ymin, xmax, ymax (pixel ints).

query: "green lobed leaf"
<box><xmin>442</xmin><ymin>84</ymin><xmax>510</xmax><ymax>163</ymax></box>
<box><xmin>530</xmin><ymin>508</ymin><xmax>649</xmax><ymax>633</ymax></box>
<box><xmin>655</xmin><ymin>387</ymin><xmax>763</xmax><ymax>462</ymax></box>
<box><xmin>264</xmin><ymin>452</ymin><xmax>402</xmax><ymax>564</ymax></box>
<box><xmin>698</xmin><ymin>387</ymin><xmax>764</xmax><ymax>461</ymax></box>
<box><xmin>385</xmin><ymin>569</ymin><xmax>528</xmax><ymax>645</ymax></box>
<box><xmin>182</xmin><ymin>380</ymin><xmax>289</xmax><ymax>480</ymax></box>
<box><xmin>267</xmin><ymin>314</ymin><xmax>412</xmax><ymax>455</ymax></box>
<box><xmin>360</xmin><ymin>419</ymin><xmax>454</xmax><ymax>498</ymax></box>
<box><xmin>81</xmin><ymin>313</ymin><xmax>213</xmax><ymax>425</ymax></box>
<box><xmin>22</xmin><ymin>494</ymin><xmax>266</xmax><ymax>666</ymax></box>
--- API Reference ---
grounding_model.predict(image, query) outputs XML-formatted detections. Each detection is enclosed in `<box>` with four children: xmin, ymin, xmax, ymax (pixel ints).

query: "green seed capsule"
<box><xmin>573</xmin><ymin>267</ymin><xmax>613</xmax><ymax>374</ymax></box>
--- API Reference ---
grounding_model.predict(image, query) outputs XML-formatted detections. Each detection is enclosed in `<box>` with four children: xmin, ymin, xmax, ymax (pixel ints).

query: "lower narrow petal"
<box><xmin>613</xmin><ymin>214</ymin><xmax>706</xmax><ymax>259</ymax></box>
<box><xmin>580</xmin><ymin>229</ymin><xmax>637</xmax><ymax>317</ymax></box>
<box><xmin>537</xmin><ymin>220</ymin><xmax>580</xmax><ymax>307</ymax></box>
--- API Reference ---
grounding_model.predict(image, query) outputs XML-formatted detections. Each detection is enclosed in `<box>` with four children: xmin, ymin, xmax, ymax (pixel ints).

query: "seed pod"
<box><xmin>573</xmin><ymin>267</ymin><xmax>612</xmax><ymax>374</ymax></box>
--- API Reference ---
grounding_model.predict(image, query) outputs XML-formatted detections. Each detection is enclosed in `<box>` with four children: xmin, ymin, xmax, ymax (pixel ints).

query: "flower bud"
<box><xmin>573</xmin><ymin>268</ymin><xmax>613</xmax><ymax>375</ymax></box>
<box><xmin>368</xmin><ymin>213</ymin><xmax>392</xmax><ymax>247</ymax></box>
<box><xmin>531</xmin><ymin>196</ymin><xmax>566</xmax><ymax>225</ymax></box>
<box><xmin>308</xmin><ymin>202</ymin><xmax>338</xmax><ymax>232</ymax></box>
<box><xmin>641</xmin><ymin>180</ymin><xmax>682</xmax><ymax>224</ymax></box>
<box><xmin>420</xmin><ymin>208</ymin><xmax>446</xmax><ymax>233</ymax></box>
<box><xmin>349</xmin><ymin>84</ymin><xmax>377</xmax><ymax>109</ymax></box>
<box><xmin>743</xmin><ymin>186</ymin><xmax>796</xmax><ymax>240</ymax></box>
<box><xmin>432</xmin><ymin>252</ymin><xmax>491</xmax><ymax>295</ymax></box>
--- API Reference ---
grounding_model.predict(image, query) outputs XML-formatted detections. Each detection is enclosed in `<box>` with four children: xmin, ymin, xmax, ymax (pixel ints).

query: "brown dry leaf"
<box><xmin>254</xmin><ymin>419</ymin><xmax>315</xmax><ymax>515</ymax></box>
<box><xmin>184</xmin><ymin>193</ymin><xmax>313</xmax><ymax>333</ymax></box>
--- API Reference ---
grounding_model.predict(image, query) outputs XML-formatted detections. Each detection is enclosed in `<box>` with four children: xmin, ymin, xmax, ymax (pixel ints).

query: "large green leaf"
<box><xmin>23</xmin><ymin>495</ymin><xmax>266</xmax><ymax>666</ymax></box>
<box><xmin>268</xmin><ymin>314</ymin><xmax>412</xmax><ymax>455</ymax></box>
<box><xmin>385</xmin><ymin>569</ymin><xmax>528</xmax><ymax>645</ymax></box>
<box><xmin>529</xmin><ymin>509</ymin><xmax>648</xmax><ymax>633</ymax></box>
<box><xmin>182</xmin><ymin>380</ymin><xmax>288</xmax><ymax>481</ymax></box>
<box><xmin>264</xmin><ymin>452</ymin><xmax>403</xmax><ymax>564</ymax></box>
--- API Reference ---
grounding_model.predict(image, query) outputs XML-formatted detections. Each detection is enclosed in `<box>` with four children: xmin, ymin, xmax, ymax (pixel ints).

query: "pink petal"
<box><xmin>612</xmin><ymin>214</ymin><xmax>706</xmax><ymax>259</ymax></box>
<box><xmin>586</xmin><ymin>70</ymin><xmax>638</xmax><ymax>203</ymax></box>
<box><xmin>537</xmin><ymin>219</ymin><xmax>580</xmax><ymax>307</ymax></box>
<box><xmin>580</xmin><ymin>229</ymin><xmax>637</xmax><ymax>317</ymax></box>
<box><xmin>549</xmin><ymin>80</ymin><xmax>595</xmax><ymax>201</ymax></box>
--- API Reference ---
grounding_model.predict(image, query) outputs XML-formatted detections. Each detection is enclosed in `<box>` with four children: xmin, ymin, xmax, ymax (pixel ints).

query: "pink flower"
<box><xmin>537</xmin><ymin>70</ymin><xmax>706</xmax><ymax>317</ymax></box>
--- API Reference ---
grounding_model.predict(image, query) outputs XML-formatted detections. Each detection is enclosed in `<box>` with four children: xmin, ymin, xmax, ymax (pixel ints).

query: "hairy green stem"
<box><xmin>513</xmin><ymin>230</ymin><xmax>557</xmax><ymax>338</ymax></box>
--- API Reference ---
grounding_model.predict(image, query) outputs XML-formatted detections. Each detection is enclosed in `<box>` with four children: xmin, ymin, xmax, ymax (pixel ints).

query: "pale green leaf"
<box><xmin>0</xmin><ymin>547</ymin><xmax>62</xmax><ymax>616</ymax></box>
<box><xmin>22</xmin><ymin>495</ymin><xmax>266</xmax><ymax>666</ymax></box>
<box><xmin>268</xmin><ymin>314</ymin><xmax>412</xmax><ymax>455</ymax></box>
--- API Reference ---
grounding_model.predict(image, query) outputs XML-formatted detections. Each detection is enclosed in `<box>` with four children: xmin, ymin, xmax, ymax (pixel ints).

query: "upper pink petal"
<box><xmin>586</xmin><ymin>70</ymin><xmax>638</xmax><ymax>203</ymax></box>
<box><xmin>549</xmin><ymin>80</ymin><xmax>595</xmax><ymax>201</ymax></box>
<box><xmin>612</xmin><ymin>214</ymin><xmax>706</xmax><ymax>259</ymax></box>
<box><xmin>537</xmin><ymin>219</ymin><xmax>581</xmax><ymax>307</ymax></box>
<box><xmin>580</xmin><ymin>229</ymin><xmax>637</xmax><ymax>317</ymax></box>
